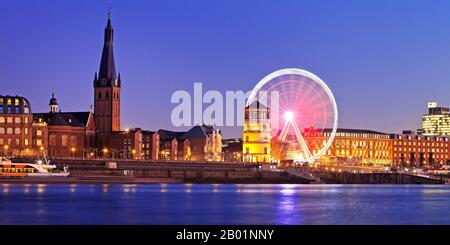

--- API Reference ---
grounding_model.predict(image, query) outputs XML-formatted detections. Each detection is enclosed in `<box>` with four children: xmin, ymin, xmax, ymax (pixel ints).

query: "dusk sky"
<box><xmin>1</xmin><ymin>0</ymin><xmax>450</xmax><ymax>138</ymax></box>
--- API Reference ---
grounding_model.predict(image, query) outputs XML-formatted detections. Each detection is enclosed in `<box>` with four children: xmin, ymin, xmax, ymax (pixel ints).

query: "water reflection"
<box><xmin>36</xmin><ymin>184</ymin><xmax>46</xmax><ymax>194</ymax></box>
<box><xmin>0</xmin><ymin>184</ymin><xmax>450</xmax><ymax>224</ymax></box>
<box><xmin>102</xmin><ymin>184</ymin><xmax>109</xmax><ymax>193</ymax></box>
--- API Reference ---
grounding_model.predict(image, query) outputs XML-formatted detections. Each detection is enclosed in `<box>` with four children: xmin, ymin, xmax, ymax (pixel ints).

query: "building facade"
<box><xmin>33</xmin><ymin>93</ymin><xmax>96</xmax><ymax>158</ymax></box>
<box><xmin>243</xmin><ymin>101</ymin><xmax>271</xmax><ymax>163</ymax></box>
<box><xmin>391</xmin><ymin>131</ymin><xmax>449</xmax><ymax>166</ymax></box>
<box><xmin>142</xmin><ymin>130</ymin><xmax>159</xmax><ymax>160</ymax></box>
<box><xmin>108</xmin><ymin>128</ymin><xmax>142</xmax><ymax>159</ymax></box>
<box><xmin>0</xmin><ymin>96</ymin><xmax>33</xmax><ymax>156</ymax></box>
<box><xmin>302</xmin><ymin>128</ymin><xmax>393</xmax><ymax>165</ymax></box>
<box><xmin>418</xmin><ymin>101</ymin><xmax>450</xmax><ymax>136</ymax></box>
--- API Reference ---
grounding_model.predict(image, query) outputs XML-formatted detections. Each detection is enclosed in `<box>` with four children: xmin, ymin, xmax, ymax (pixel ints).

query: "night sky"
<box><xmin>1</xmin><ymin>0</ymin><xmax>450</xmax><ymax>138</ymax></box>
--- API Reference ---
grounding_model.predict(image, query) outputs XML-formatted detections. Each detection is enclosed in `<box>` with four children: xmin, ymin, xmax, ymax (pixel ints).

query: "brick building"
<box><xmin>391</xmin><ymin>131</ymin><xmax>449</xmax><ymax>166</ymax></box>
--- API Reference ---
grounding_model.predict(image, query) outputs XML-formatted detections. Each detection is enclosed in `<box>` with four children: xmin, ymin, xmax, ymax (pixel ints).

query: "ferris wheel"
<box><xmin>247</xmin><ymin>68</ymin><xmax>338</xmax><ymax>163</ymax></box>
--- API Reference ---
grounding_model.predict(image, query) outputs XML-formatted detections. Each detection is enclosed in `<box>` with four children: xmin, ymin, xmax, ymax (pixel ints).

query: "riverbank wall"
<box><xmin>8</xmin><ymin>158</ymin><xmax>447</xmax><ymax>184</ymax></box>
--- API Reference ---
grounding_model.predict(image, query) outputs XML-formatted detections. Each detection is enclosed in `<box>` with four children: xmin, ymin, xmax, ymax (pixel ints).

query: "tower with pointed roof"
<box><xmin>49</xmin><ymin>92</ymin><xmax>59</xmax><ymax>113</ymax></box>
<box><xmin>94</xmin><ymin>12</ymin><xmax>121</xmax><ymax>135</ymax></box>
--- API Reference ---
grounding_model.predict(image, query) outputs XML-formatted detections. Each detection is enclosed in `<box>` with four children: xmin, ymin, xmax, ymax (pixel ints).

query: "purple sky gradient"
<box><xmin>1</xmin><ymin>0</ymin><xmax>450</xmax><ymax>138</ymax></box>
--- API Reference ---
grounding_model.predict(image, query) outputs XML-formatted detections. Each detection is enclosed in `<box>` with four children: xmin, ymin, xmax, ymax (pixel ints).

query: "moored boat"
<box><xmin>0</xmin><ymin>157</ymin><xmax>69</xmax><ymax>178</ymax></box>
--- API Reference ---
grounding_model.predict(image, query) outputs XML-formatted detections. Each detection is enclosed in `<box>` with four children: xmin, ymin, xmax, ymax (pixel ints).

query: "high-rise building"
<box><xmin>418</xmin><ymin>101</ymin><xmax>450</xmax><ymax>136</ymax></box>
<box><xmin>243</xmin><ymin>101</ymin><xmax>271</xmax><ymax>163</ymax></box>
<box><xmin>94</xmin><ymin>13</ymin><xmax>121</xmax><ymax>141</ymax></box>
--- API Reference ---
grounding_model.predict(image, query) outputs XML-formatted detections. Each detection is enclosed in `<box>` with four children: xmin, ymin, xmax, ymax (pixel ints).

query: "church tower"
<box><xmin>94</xmin><ymin>12</ymin><xmax>121</xmax><ymax>135</ymax></box>
<box><xmin>49</xmin><ymin>92</ymin><xmax>59</xmax><ymax>113</ymax></box>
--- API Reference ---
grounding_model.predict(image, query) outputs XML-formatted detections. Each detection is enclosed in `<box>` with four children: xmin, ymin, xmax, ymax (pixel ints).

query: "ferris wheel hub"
<box><xmin>284</xmin><ymin>111</ymin><xmax>294</xmax><ymax>121</ymax></box>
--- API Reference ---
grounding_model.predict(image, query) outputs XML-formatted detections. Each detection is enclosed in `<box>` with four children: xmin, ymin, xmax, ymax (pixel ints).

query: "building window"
<box><xmin>49</xmin><ymin>135</ymin><xmax>56</xmax><ymax>146</ymax></box>
<box><xmin>24</xmin><ymin>138</ymin><xmax>29</xmax><ymax>146</ymax></box>
<box><xmin>61</xmin><ymin>135</ymin><xmax>68</xmax><ymax>146</ymax></box>
<box><xmin>264</xmin><ymin>147</ymin><xmax>268</xmax><ymax>154</ymax></box>
<box><xmin>98</xmin><ymin>92</ymin><xmax>102</xmax><ymax>99</ymax></box>
<box><xmin>15</xmin><ymin>138</ymin><xmax>20</xmax><ymax>146</ymax></box>
<box><xmin>70</xmin><ymin>136</ymin><xmax>77</xmax><ymax>147</ymax></box>
<box><xmin>0</xmin><ymin>138</ymin><xmax>3</xmax><ymax>145</ymax></box>
<box><xmin>106</xmin><ymin>92</ymin><xmax>109</xmax><ymax>98</ymax></box>
<box><xmin>14</xmin><ymin>128</ymin><xmax>20</xmax><ymax>134</ymax></box>
<box><xmin>0</xmin><ymin>128</ymin><xmax>4</xmax><ymax>134</ymax></box>
<box><xmin>0</xmin><ymin>107</ymin><xmax>3</xmax><ymax>113</ymax></box>
<box><xmin>0</xmin><ymin>117</ymin><xmax>4</xmax><ymax>123</ymax></box>
<box><xmin>36</xmin><ymin>130</ymin><xmax>42</xmax><ymax>136</ymax></box>
<box><xmin>36</xmin><ymin>139</ymin><xmax>42</xmax><ymax>146</ymax></box>
<box><xmin>6</xmin><ymin>128</ymin><xmax>12</xmax><ymax>134</ymax></box>
<box><xmin>245</xmin><ymin>136</ymin><xmax>249</xmax><ymax>142</ymax></box>
<box><xmin>6</xmin><ymin>117</ymin><xmax>12</xmax><ymax>123</ymax></box>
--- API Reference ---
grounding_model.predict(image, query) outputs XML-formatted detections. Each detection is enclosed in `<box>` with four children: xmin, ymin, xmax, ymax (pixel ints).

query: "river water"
<box><xmin>0</xmin><ymin>184</ymin><xmax>449</xmax><ymax>224</ymax></box>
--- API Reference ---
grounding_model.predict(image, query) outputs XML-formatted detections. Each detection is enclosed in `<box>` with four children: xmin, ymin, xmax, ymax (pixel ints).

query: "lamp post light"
<box><xmin>3</xmin><ymin>145</ymin><xmax>9</xmax><ymax>156</ymax></box>
<box><xmin>132</xmin><ymin>149</ymin><xmax>136</xmax><ymax>160</ymax></box>
<box><xmin>71</xmin><ymin>147</ymin><xmax>76</xmax><ymax>158</ymax></box>
<box><xmin>103</xmin><ymin>148</ymin><xmax>109</xmax><ymax>159</ymax></box>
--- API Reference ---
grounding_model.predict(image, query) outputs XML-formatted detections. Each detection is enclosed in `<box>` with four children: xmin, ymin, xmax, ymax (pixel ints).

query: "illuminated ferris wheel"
<box><xmin>247</xmin><ymin>68</ymin><xmax>338</xmax><ymax>163</ymax></box>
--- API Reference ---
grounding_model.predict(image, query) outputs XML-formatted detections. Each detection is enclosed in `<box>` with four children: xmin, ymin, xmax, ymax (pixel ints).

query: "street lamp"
<box><xmin>71</xmin><ymin>147</ymin><xmax>76</xmax><ymax>158</ymax></box>
<box><xmin>103</xmin><ymin>148</ymin><xmax>109</xmax><ymax>158</ymax></box>
<box><xmin>3</xmin><ymin>145</ymin><xmax>9</xmax><ymax>156</ymax></box>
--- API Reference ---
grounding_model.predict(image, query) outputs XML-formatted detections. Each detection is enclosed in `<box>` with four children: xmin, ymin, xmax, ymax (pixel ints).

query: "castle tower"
<box><xmin>93</xmin><ymin>12</ymin><xmax>121</xmax><ymax>136</ymax></box>
<box><xmin>242</xmin><ymin>101</ymin><xmax>271</xmax><ymax>163</ymax></box>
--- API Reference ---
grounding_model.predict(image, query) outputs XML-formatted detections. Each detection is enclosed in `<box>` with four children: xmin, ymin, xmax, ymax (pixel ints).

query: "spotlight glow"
<box><xmin>284</xmin><ymin>111</ymin><xmax>294</xmax><ymax>121</ymax></box>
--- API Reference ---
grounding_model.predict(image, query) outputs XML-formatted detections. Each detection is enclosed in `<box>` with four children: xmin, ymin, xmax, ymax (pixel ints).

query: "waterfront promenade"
<box><xmin>5</xmin><ymin>157</ymin><xmax>447</xmax><ymax>184</ymax></box>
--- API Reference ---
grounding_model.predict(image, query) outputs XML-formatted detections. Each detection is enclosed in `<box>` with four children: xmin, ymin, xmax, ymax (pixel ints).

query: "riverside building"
<box><xmin>418</xmin><ymin>101</ymin><xmax>450</xmax><ymax>136</ymax></box>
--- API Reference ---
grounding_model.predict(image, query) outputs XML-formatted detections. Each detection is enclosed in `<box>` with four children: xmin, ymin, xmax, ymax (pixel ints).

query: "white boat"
<box><xmin>0</xmin><ymin>156</ymin><xmax>70</xmax><ymax>178</ymax></box>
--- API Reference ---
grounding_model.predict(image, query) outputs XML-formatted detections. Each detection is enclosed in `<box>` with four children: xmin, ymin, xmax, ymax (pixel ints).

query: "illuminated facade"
<box><xmin>391</xmin><ymin>131</ymin><xmax>449</xmax><ymax>166</ymax></box>
<box><xmin>0</xmin><ymin>96</ymin><xmax>33</xmax><ymax>156</ymax></box>
<box><xmin>303</xmin><ymin>129</ymin><xmax>393</xmax><ymax>165</ymax></box>
<box><xmin>243</xmin><ymin>101</ymin><xmax>271</xmax><ymax>163</ymax></box>
<box><xmin>418</xmin><ymin>101</ymin><xmax>450</xmax><ymax>136</ymax></box>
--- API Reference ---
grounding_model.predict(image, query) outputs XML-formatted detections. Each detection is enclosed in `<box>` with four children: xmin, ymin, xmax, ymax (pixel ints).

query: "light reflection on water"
<box><xmin>0</xmin><ymin>184</ymin><xmax>450</xmax><ymax>224</ymax></box>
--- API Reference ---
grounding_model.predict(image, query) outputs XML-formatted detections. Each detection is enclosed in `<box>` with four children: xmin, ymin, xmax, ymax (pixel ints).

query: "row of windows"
<box><xmin>246</xmin><ymin>111</ymin><xmax>268</xmax><ymax>120</ymax></box>
<box><xmin>0</xmin><ymin>106</ymin><xmax>30</xmax><ymax>114</ymax></box>
<box><xmin>394</xmin><ymin>147</ymin><xmax>448</xmax><ymax>153</ymax></box>
<box><xmin>394</xmin><ymin>153</ymin><xmax>448</xmax><ymax>159</ymax></box>
<box><xmin>332</xmin><ymin>140</ymin><xmax>390</xmax><ymax>148</ymax></box>
<box><xmin>395</xmin><ymin>141</ymin><xmax>447</xmax><ymax>147</ymax></box>
<box><xmin>322</xmin><ymin>132</ymin><xmax>390</xmax><ymax>139</ymax></box>
<box><xmin>0</xmin><ymin>127</ymin><xmax>29</xmax><ymax>135</ymax></box>
<box><xmin>49</xmin><ymin>135</ymin><xmax>77</xmax><ymax>147</ymax></box>
<box><xmin>396</xmin><ymin>135</ymin><xmax>449</xmax><ymax>141</ymax></box>
<box><xmin>0</xmin><ymin>98</ymin><xmax>21</xmax><ymax>105</ymax></box>
<box><xmin>0</xmin><ymin>138</ymin><xmax>29</xmax><ymax>146</ymax></box>
<box><xmin>0</xmin><ymin>117</ymin><xmax>29</xmax><ymax>124</ymax></box>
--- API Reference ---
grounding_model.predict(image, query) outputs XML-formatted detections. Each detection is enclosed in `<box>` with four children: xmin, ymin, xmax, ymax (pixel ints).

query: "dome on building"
<box><xmin>49</xmin><ymin>93</ymin><xmax>58</xmax><ymax>106</ymax></box>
